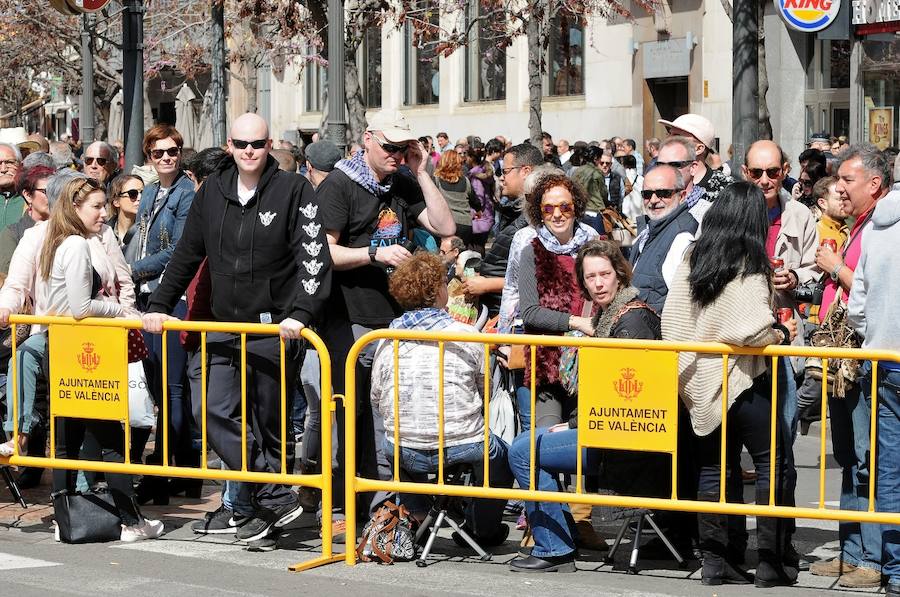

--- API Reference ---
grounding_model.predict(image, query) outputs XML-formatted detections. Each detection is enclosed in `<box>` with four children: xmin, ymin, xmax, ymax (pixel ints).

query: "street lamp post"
<box><xmin>325</xmin><ymin>0</ymin><xmax>346</xmax><ymax>154</ymax></box>
<box><xmin>122</xmin><ymin>0</ymin><xmax>144</xmax><ymax>172</ymax></box>
<box><xmin>80</xmin><ymin>13</ymin><xmax>95</xmax><ymax>145</ymax></box>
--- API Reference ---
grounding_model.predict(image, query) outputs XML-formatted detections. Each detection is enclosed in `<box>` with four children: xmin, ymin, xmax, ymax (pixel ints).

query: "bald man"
<box><xmin>143</xmin><ymin>113</ymin><xmax>333</xmax><ymax>545</ymax></box>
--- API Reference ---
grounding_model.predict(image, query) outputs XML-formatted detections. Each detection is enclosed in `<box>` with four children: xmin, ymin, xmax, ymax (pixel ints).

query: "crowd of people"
<box><xmin>0</xmin><ymin>110</ymin><xmax>899</xmax><ymax>592</ymax></box>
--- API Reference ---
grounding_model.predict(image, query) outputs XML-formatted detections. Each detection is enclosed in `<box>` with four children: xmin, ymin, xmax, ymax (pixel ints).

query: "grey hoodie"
<box><xmin>849</xmin><ymin>188</ymin><xmax>900</xmax><ymax>353</ymax></box>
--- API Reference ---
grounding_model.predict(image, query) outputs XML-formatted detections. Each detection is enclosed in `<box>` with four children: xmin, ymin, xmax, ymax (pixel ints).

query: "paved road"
<box><xmin>0</xmin><ymin>422</ymin><xmax>883</xmax><ymax>596</ymax></box>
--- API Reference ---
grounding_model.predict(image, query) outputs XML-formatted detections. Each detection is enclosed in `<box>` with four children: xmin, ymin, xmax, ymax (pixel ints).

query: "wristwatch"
<box><xmin>830</xmin><ymin>263</ymin><xmax>843</xmax><ymax>282</ymax></box>
<box><xmin>368</xmin><ymin>244</ymin><xmax>378</xmax><ymax>263</ymax></box>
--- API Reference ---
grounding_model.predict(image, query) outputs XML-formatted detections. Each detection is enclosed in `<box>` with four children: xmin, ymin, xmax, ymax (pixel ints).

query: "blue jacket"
<box><xmin>130</xmin><ymin>172</ymin><xmax>195</xmax><ymax>291</ymax></box>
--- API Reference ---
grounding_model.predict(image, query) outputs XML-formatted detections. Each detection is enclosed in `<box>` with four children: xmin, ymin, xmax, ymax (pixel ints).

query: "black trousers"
<box><xmin>52</xmin><ymin>417</ymin><xmax>140</xmax><ymax>526</ymax></box>
<box><xmin>694</xmin><ymin>374</ymin><xmax>792</xmax><ymax>562</ymax></box>
<box><xmin>188</xmin><ymin>333</ymin><xmax>299</xmax><ymax>510</ymax></box>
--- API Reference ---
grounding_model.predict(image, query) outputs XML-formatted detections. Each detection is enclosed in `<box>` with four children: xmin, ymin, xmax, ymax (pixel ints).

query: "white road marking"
<box><xmin>0</xmin><ymin>552</ymin><xmax>62</xmax><ymax>570</ymax></box>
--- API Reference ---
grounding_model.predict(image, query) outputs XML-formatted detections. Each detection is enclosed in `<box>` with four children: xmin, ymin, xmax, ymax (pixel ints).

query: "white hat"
<box><xmin>658</xmin><ymin>114</ymin><xmax>717</xmax><ymax>154</ymax></box>
<box><xmin>366</xmin><ymin>109</ymin><xmax>416</xmax><ymax>143</ymax></box>
<box><xmin>0</xmin><ymin>127</ymin><xmax>38</xmax><ymax>152</ymax></box>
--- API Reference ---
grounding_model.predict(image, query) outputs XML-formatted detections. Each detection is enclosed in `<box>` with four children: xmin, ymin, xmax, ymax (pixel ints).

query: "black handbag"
<box><xmin>52</xmin><ymin>489</ymin><xmax>123</xmax><ymax>544</ymax></box>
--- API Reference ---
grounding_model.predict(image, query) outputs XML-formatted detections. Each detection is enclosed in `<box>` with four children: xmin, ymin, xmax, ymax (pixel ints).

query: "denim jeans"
<box><xmin>386</xmin><ymin>434</ymin><xmax>513</xmax><ymax>538</ymax></box>
<box><xmin>4</xmin><ymin>333</ymin><xmax>47</xmax><ymax>435</ymax></box>
<box><xmin>221</xmin><ymin>463</ymin><xmax>254</xmax><ymax>517</ymax></box>
<box><xmin>508</xmin><ymin>427</ymin><xmax>600</xmax><ymax>558</ymax></box>
<box><xmin>829</xmin><ymin>361</ymin><xmax>881</xmax><ymax>570</ymax></box>
<box><xmin>876</xmin><ymin>366</ymin><xmax>900</xmax><ymax>585</ymax></box>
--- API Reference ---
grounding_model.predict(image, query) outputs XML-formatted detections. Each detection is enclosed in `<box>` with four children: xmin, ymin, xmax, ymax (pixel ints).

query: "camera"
<box><xmin>793</xmin><ymin>281</ymin><xmax>824</xmax><ymax>305</ymax></box>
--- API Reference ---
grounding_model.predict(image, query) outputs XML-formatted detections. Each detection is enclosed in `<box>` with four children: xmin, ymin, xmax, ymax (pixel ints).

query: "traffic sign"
<box><xmin>50</xmin><ymin>0</ymin><xmax>113</xmax><ymax>15</ymax></box>
<box><xmin>70</xmin><ymin>0</ymin><xmax>114</xmax><ymax>12</ymax></box>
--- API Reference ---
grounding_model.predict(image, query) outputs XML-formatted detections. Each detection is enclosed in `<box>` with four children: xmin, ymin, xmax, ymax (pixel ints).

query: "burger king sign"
<box><xmin>776</xmin><ymin>0</ymin><xmax>841</xmax><ymax>31</ymax></box>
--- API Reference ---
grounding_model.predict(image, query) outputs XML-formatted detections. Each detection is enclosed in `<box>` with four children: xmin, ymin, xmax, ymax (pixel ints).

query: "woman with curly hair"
<box><xmin>516</xmin><ymin>174</ymin><xmax>598</xmax><ymax>423</ymax></box>
<box><xmin>370</xmin><ymin>251</ymin><xmax>513</xmax><ymax>546</ymax></box>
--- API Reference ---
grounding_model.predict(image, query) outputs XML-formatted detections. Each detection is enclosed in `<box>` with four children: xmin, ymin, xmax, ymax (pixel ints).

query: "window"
<box><xmin>403</xmin><ymin>5</ymin><xmax>440</xmax><ymax>106</ymax></box>
<box><xmin>824</xmin><ymin>40</ymin><xmax>851</xmax><ymax>90</ymax></box>
<box><xmin>545</xmin><ymin>11</ymin><xmax>584</xmax><ymax>97</ymax></box>
<box><xmin>463</xmin><ymin>3</ymin><xmax>506</xmax><ymax>102</ymax></box>
<box><xmin>361</xmin><ymin>27</ymin><xmax>382</xmax><ymax>108</ymax></box>
<box><xmin>304</xmin><ymin>59</ymin><xmax>326</xmax><ymax>112</ymax></box>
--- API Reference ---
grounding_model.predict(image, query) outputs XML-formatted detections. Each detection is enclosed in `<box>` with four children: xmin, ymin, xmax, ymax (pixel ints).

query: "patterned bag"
<box><xmin>356</xmin><ymin>501</ymin><xmax>416</xmax><ymax>564</ymax></box>
<box><xmin>558</xmin><ymin>300</ymin><xmax>593</xmax><ymax>396</ymax></box>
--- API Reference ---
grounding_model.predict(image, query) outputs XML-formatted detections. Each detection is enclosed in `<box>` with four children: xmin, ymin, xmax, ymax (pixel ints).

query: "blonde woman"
<box><xmin>40</xmin><ymin>177</ymin><xmax>163</xmax><ymax>542</ymax></box>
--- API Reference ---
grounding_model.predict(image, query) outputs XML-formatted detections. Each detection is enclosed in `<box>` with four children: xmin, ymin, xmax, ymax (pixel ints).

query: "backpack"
<box><xmin>355</xmin><ymin>501</ymin><xmax>416</xmax><ymax>564</ymax></box>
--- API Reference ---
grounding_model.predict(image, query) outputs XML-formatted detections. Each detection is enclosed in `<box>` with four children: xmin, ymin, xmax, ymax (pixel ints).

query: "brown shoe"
<box><xmin>810</xmin><ymin>558</ymin><xmax>856</xmax><ymax>577</ymax></box>
<box><xmin>837</xmin><ymin>566</ymin><xmax>882</xmax><ymax>588</ymax></box>
<box><xmin>574</xmin><ymin>520</ymin><xmax>608</xmax><ymax>552</ymax></box>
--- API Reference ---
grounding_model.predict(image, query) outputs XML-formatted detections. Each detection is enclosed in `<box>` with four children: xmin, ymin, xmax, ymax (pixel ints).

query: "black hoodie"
<box><xmin>147</xmin><ymin>155</ymin><xmax>332</xmax><ymax>327</ymax></box>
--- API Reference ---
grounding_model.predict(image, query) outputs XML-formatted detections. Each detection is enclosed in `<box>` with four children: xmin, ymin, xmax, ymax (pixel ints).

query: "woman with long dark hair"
<box><xmin>662</xmin><ymin>181</ymin><xmax>798</xmax><ymax>587</ymax></box>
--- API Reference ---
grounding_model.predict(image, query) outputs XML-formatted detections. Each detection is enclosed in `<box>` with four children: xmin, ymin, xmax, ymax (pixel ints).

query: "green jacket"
<box><xmin>571</xmin><ymin>164</ymin><xmax>608</xmax><ymax>212</ymax></box>
<box><xmin>0</xmin><ymin>194</ymin><xmax>25</xmax><ymax>231</ymax></box>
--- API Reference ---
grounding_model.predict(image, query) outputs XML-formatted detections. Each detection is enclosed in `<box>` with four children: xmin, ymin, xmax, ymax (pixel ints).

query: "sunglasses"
<box><xmin>657</xmin><ymin>160</ymin><xmax>693</xmax><ymax>169</ymax></box>
<box><xmin>641</xmin><ymin>188</ymin><xmax>678</xmax><ymax>200</ymax></box>
<box><xmin>150</xmin><ymin>147</ymin><xmax>181</xmax><ymax>160</ymax></box>
<box><xmin>118</xmin><ymin>189</ymin><xmax>141</xmax><ymax>201</ymax></box>
<box><xmin>746</xmin><ymin>167</ymin><xmax>783</xmax><ymax>180</ymax></box>
<box><xmin>232</xmin><ymin>138</ymin><xmax>268</xmax><ymax>150</ymax></box>
<box><xmin>84</xmin><ymin>156</ymin><xmax>108</xmax><ymax>167</ymax></box>
<box><xmin>73</xmin><ymin>178</ymin><xmax>102</xmax><ymax>204</ymax></box>
<box><xmin>540</xmin><ymin>202</ymin><xmax>574</xmax><ymax>217</ymax></box>
<box><xmin>599</xmin><ymin>160</ymin><xmax>613</xmax><ymax>166</ymax></box>
<box><xmin>373</xmin><ymin>135</ymin><xmax>408</xmax><ymax>155</ymax></box>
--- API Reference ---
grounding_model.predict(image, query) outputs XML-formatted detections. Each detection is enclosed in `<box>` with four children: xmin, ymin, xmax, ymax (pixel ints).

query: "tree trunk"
<box><xmin>245</xmin><ymin>62</ymin><xmax>258</xmax><ymax>114</ymax></box>
<box><xmin>526</xmin><ymin>12</ymin><xmax>544</xmax><ymax>148</ymax></box>
<box><xmin>343</xmin><ymin>41</ymin><xmax>367</xmax><ymax>144</ymax></box>
<box><xmin>757</xmin><ymin>0</ymin><xmax>773</xmax><ymax>140</ymax></box>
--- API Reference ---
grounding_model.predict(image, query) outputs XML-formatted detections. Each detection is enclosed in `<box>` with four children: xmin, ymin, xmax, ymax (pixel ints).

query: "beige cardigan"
<box><xmin>661</xmin><ymin>257</ymin><xmax>782</xmax><ymax>436</ymax></box>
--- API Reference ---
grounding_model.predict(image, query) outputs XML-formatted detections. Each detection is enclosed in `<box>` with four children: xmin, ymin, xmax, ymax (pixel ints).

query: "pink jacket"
<box><xmin>0</xmin><ymin>222</ymin><xmax>138</xmax><ymax>334</ymax></box>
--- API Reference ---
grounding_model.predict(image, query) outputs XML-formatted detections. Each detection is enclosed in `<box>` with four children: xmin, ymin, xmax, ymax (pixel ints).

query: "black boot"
<box><xmin>698</xmin><ymin>492</ymin><xmax>737</xmax><ymax>585</ymax></box>
<box><xmin>755</xmin><ymin>491</ymin><xmax>797</xmax><ymax>589</ymax></box>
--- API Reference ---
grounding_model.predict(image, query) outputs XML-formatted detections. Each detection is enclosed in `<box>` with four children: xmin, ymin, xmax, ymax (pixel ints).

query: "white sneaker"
<box><xmin>120</xmin><ymin>518</ymin><xmax>164</xmax><ymax>542</ymax></box>
<box><xmin>52</xmin><ymin>521</ymin><xmax>60</xmax><ymax>542</ymax></box>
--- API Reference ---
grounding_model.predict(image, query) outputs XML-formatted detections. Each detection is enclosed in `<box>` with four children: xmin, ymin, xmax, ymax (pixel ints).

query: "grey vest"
<box><xmin>630</xmin><ymin>203</ymin><xmax>698</xmax><ymax>313</ymax></box>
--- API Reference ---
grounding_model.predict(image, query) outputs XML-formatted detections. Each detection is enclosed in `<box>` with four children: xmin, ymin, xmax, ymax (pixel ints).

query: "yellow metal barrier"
<box><xmin>343</xmin><ymin>328</ymin><xmax>900</xmax><ymax>566</ymax></box>
<box><xmin>0</xmin><ymin>314</ymin><xmax>343</xmax><ymax>572</ymax></box>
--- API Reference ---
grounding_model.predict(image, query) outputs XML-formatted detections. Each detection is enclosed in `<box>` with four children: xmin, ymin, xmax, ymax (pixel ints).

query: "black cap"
<box><xmin>305</xmin><ymin>140</ymin><xmax>342</xmax><ymax>172</ymax></box>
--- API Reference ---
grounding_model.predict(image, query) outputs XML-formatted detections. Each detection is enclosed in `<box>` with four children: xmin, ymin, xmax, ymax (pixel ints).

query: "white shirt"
<box><xmin>237</xmin><ymin>184</ymin><xmax>256</xmax><ymax>206</ymax></box>
<box><xmin>40</xmin><ymin>235</ymin><xmax>123</xmax><ymax>322</ymax></box>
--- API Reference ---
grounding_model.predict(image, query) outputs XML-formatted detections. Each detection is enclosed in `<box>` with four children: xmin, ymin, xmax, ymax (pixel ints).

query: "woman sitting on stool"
<box><xmin>507</xmin><ymin>239</ymin><xmax>662</xmax><ymax>572</ymax></box>
<box><xmin>370</xmin><ymin>252</ymin><xmax>513</xmax><ymax>545</ymax></box>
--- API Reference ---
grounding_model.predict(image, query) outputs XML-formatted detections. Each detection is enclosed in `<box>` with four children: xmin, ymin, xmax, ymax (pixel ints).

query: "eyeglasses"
<box><xmin>231</xmin><ymin>138</ymin><xmax>268</xmax><ymax>150</ymax></box>
<box><xmin>150</xmin><ymin>147</ymin><xmax>181</xmax><ymax>160</ymax></box>
<box><xmin>540</xmin><ymin>202</ymin><xmax>575</xmax><ymax>218</ymax></box>
<box><xmin>746</xmin><ymin>167</ymin><xmax>783</xmax><ymax>180</ymax></box>
<box><xmin>501</xmin><ymin>166</ymin><xmax>522</xmax><ymax>176</ymax></box>
<box><xmin>599</xmin><ymin>160</ymin><xmax>613</xmax><ymax>166</ymax></box>
<box><xmin>657</xmin><ymin>160</ymin><xmax>693</xmax><ymax>169</ymax></box>
<box><xmin>800</xmin><ymin>179</ymin><xmax>813</xmax><ymax>187</ymax></box>
<box><xmin>372</xmin><ymin>135</ymin><xmax>408</xmax><ymax>155</ymax></box>
<box><xmin>84</xmin><ymin>156</ymin><xmax>108</xmax><ymax>167</ymax></box>
<box><xmin>117</xmin><ymin>189</ymin><xmax>141</xmax><ymax>201</ymax></box>
<box><xmin>0</xmin><ymin>160</ymin><xmax>18</xmax><ymax>169</ymax></box>
<box><xmin>33</xmin><ymin>187</ymin><xmax>47</xmax><ymax>195</ymax></box>
<box><xmin>641</xmin><ymin>188</ymin><xmax>678</xmax><ymax>200</ymax></box>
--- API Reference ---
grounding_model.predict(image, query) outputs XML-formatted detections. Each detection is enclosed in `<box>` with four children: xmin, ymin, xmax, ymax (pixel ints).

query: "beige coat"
<box><xmin>662</xmin><ymin>258</ymin><xmax>782</xmax><ymax>436</ymax></box>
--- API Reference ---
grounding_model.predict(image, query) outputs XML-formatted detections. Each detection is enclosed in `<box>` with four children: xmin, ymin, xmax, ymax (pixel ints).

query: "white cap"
<box><xmin>366</xmin><ymin>109</ymin><xmax>416</xmax><ymax>143</ymax></box>
<box><xmin>658</xmin><ymin>114</ymin><xmax>717</xmax><ymax>154</ymax></box>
